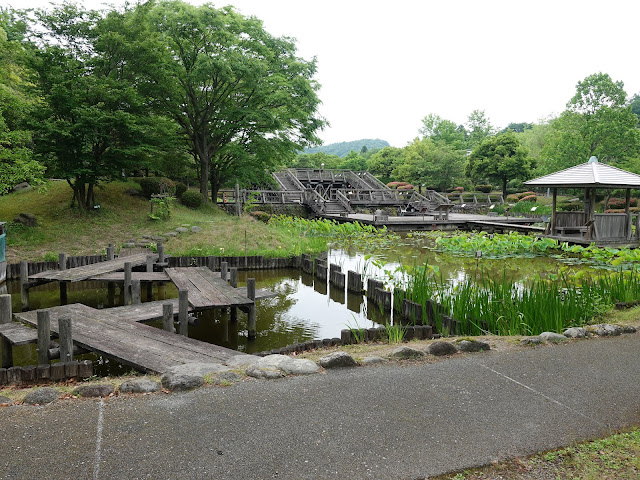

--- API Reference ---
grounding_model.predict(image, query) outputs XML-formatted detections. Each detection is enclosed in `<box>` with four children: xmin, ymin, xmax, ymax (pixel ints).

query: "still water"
<box><xmin>3</xmin><ymin>242</ymin><xmax>597</xmax><ymax>374</ymax></box>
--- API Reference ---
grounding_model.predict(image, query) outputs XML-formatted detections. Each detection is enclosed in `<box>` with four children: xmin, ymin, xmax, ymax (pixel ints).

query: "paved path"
<box><xmin>2</xmin><ymin>334</ymin><xmax>640</xmax><ymax>479</ymax></box>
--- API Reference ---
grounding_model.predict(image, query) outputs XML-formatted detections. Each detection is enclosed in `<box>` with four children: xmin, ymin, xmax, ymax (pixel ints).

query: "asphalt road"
<box><xmin>2</xmin><ymin>334</ymin><xmax>640</xmax><ymax>480</ymax></box>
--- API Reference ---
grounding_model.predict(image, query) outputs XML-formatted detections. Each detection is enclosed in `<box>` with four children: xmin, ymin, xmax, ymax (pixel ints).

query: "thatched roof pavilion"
<box><xmin>524</xmin><ymin>157</ymin><xmax>640</xmax><ymax>244</ymax></box>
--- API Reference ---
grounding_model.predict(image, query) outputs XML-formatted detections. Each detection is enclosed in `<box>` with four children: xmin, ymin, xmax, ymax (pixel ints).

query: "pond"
<box><xmin>2</xmin><ymin>235</ymin><xmax>604</xmax><ymax>375</ymax></box>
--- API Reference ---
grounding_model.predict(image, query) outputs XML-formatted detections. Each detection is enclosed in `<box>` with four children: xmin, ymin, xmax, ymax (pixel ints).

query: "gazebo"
<box><xmin>524</xmin><ymin>157</ymin><xmax>640</xmax><ymax>245</ymax></box>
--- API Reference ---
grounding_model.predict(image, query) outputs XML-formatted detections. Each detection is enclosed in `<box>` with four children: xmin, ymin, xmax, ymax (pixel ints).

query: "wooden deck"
<box><xmin>29</xmin><ymin>253</ymin><xmax>156</xmax><ymax>283</ymax></box>
<box><xmin>0</xmin><ymin>322</ymin><xmax>38</xmax><ymax>346</ymax></box>
<box><xmin>90</xmin><ymin>271</ymin><xmax>170</xmax><ymax>282</ymax></box>
<box><xmin>165</xmin><ymin>267</ymin><xmax>254</xmax><ymax>310</ymax></box>
<box><xmin>14</xmin><ymin>304</ymin><xmax>243</xmax><ymax>373</ymax></box>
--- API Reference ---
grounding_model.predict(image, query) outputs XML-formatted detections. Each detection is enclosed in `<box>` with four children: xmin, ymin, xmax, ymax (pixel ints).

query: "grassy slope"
<box><xmin>1</xmin><ymin>180</ymin><xmax>325</xmax><ymax>262</ymax></box>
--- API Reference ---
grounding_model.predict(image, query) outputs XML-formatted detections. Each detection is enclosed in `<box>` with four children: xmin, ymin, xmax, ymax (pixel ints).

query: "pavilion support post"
<box><xmin>551</xmin><ymin>188</ymin><xmax>557</xmax><ymax>235</ymax></box>
<box><xmin>625</xmin><ymin>188</ymin><xmax>632</xmax><ymax>240</ymax></box>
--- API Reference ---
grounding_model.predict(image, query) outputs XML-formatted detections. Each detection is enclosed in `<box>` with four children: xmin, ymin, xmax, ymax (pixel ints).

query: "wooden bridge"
<box><xmin>219</xmin><ymin>168</ymin><xmax>453</xmax><ymax>217</ymax></box>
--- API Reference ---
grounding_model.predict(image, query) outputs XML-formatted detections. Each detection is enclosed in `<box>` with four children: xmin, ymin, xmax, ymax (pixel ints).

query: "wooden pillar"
<box><xmin>157</xmin><ymin>242</ymin><xmax>165</xmax><ymax>263</ymax></box>
<box><xmin>59</xmin><ymin>282</ymin><xmax>68</xmax><ymax>305</ymax></box>
<box><xmin>107</xmin><ymin>282</ymin><xmax>116</xmax><ymax>307</ymax></box>
<box><xmin>20</xmin><ymin>260</ymin><xmax>29</xmax><ymax>311</ymax></box>
<box><xmin>37</xmin><ymin>310</ymin><xmax>51</xmax><ymax>365</ymax></box>
<box><xmin>235</xmin><ymin>183</ymin><xmax>242</xmax><ymax>217</ymax></box>
<box><xmin>146</xmin><ymin>255</ymin><xmax>154</xmax><ymax>272</ymax></box>
<box><xmin>207</xmin><ymin>255</ymin><xmax>215</xmax><ymax>272</ymax></box>
<box><xmin>58</xmin><ymin>316</ymin><xmax>73</xmax><ymax>362</ymax></box>
<box><xmin>178</xmin><ymin>289</ymin><xmax>189</xmax><ymax>336</ymax></box>
<box><xmin>158</xmin><ymin>282</ymin><xmax>166</xmax><ymax>300</ymax></box>
<box><xmin>551</xmin><ymin>188</ymin><xmax>557</xmax><ymax>235</ymax></box>
<box><xmin>124</xmin><ymin>262</ymin><xmax>132</xmax><ymax>305</ymax></box>
<box><xmin>107</xmin><ymin>243</ymin><xmax>115</xmax><ymax>261</ymax></box>
<box><xmin>0</xmin><ymin>294</ymin><xmax>11</xmax><ymax>324</ymax></box>
<box><xmin>1</xmin><ymin>336</ymin><xmax>12</xmax><ymax>368</ymax></box>
<box><xmin>162</xmin><ymin>302</ymin><xmax>174</xmax><ymax>333</ymax></box>
<box><xmin>131</xmin><ymin>279</ymin><xmax>141</xmax><ymax>305</ymax></box>
<box><xmin>221</xmin><ymin>261</ymin><xmax>228</xmax><ymax>282</ymax></box>
<box><xmin>625</xmin><ymin>188</ymin><xmax>632</xmax><ymax>240</ymax></box>
<box><xmin>58</xmin><ymin>252</ymin><xmax>66</xmax><ymax>271</ymax></box>
<box><xmin>229</xmin><ymin>267</ymin><xmax>238</xmax><ymax>322</ymax></box>
<box><xmin>247</xmin><ymin>278</ymin><xmax>256</xmax><ymax>340</ymax></box>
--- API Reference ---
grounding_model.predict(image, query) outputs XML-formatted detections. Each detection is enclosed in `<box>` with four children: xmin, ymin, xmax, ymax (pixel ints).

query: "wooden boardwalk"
<box><xmin>29</xmin><ymin>253</ymin><xmax>156</xmax><ymax>283</ymax></box>
<box><xmin>14</xmin><ymin>304</ymin><xmax>243</xmax><ymax>373</ymax></box>
<box><xmin>165</xmin><ymin>267</ymin><xmax>254</xmax><ymax>310</ymax></box>
<box><xmin>90</xmin><ymin>271</ymin><xmax>170</xmax><ymax>283</ymax></box>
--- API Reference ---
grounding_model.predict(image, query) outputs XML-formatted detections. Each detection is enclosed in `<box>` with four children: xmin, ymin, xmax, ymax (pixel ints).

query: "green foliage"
<box><xmin>180</xmin><ymin>191</ymin><xmax>203</xmax><ymax>209</ymax></box>
<box><xmin>174</xmin><ymin>182</ymin><xmax>187</xmax><ymax>198</ymax></box>
<box><xmin>384</xmin><ymin>323</ymin><xmax>406</xmax><ymax>344</ymax></box>
<box><xmin>420</xmin><ymin>114</ymin><xmax>467</xmax><ymax>149</ymax></box>
<box><xmin>466</xmin><ymin>131</ymin><xmax>532</xmax><ymax>197</ymax></box>
<box><xmin>140</xmin><ymin>177</ymin><xmax>176</xmax><ymax>199</ymax></box>
<box><xmin>366</xmin><ymin>146</ymin><xmax>405</xmax><ymax>182</ymax></box>
<box><xmin>305</xmin><ymin>139</ymin><xmax>389</xmax><ymax>157</ymax></box>
<box><xmin>149</xmin><ymin>196</ymin><xmax>172</xmax><ymax>220</ymax></box>
<box><xmin>475</xmin><ymin>184</ymin><xmax>492</xmax><ymax>193</ymax></box>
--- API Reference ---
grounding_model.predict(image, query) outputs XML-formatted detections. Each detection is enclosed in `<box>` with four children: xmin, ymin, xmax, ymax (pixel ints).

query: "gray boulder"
<box><xmin>13</xmin><ymin>212</ymin><xmax>37</xmax><ymax>227</ymax></box>
<box><xmin>360</xmin><ymin>356</ymin><xmax>385</xmax><ymax>365</ymax></box>
<box><xmin>151</xmin><ymin>235</ymin><xmax>167</xmax><ymax>243</ymax></box>
<box><xmin>247</xmin><ymin>355</ymin><xmax>319</xmax><ymax>377</ymax></box>
<box><xmin>539</xmin><ymin>332</ymin><xmax>568</xmax><ymax>343</ymax></box>
<box><xmin>176</xmin><ymin>227</ymin><xmax>189</xmax><ymax>233</ymax></box>
<box><xmin>0</xmin><ymin>396</ymin><xmax>12</xmax><ymax>405</ymax></box>
<box><xmin>390</xmin><ymin>346</ymin><xmax>424</xmax><ymax>359</ymax></box>
<box><xmin>521</xmin><ymin>337</ymin><xmax>544</xmax><ymax>346</ymax></box>
<box><xmin>74</xmin><ymin>384</ymin><xmax>114</xmax><ymax>398</ymax></box>
<box><xmin>161</xmin><ymin>362</ymin><xmax>229</xmax><ymax>391</ymax></box>
<box><xmin>456</xmin><ymin>340</ymin><xmax>491</xmax><ymax>353</ymax></box>
<box><xmin>587</xmin><ymin>324</ymin><xmax>621</xmax><ymax>337</ymax></box>
<box><xmin>225</xmin><ymin>354</ymin><xmax>261</xmax><ymax>369</ymax></box>
<box><xmin>209</xmin><ymin>371</ymin><xmax>243</xmax><ymax>386</ymax></box>
<box><xmin>119</xmin><ymin>378</ymin><xmax>161</xmax><ymax>394</ymax></box>
<box><xmin>12</xmin><ymin>182</ymin><xmax>31</xmax><ymax>192</ymax></box>
<box><xmin>563</xmin><ymin>327</ymin><xmax>589</xmax><ymax>338</ymax></box>
<box><xmin>317</xmin><ymin>351</ymin><xmax>357</xmax><ymax>369</ymax></box>
<box><xmin>246</xmin><ymin>364</ymin><xmax>284</xmax><ymax>379</ymax></box>
<box><xmin>190</xmin><ymin>226</ymin><xmax>202</xmax><ymax>233</ymax></box>
<box><xmin>426</xmin><ymin>341</ymin><xmax>457</xmax><ymax>356</ymax></box>
<box><xmin>622</xmin><ymin>325</ymin><xmax>637</xmax><ymax>334</ymax></box>
<box><xmin>23</xmin><ymin>387</ymin><xmax>58</xmax><ymax>405</ymax></box>
<box><xmin>163</xmin><ymin>232</ymin><xmax>179</xmax><ymax>238</ymax></box>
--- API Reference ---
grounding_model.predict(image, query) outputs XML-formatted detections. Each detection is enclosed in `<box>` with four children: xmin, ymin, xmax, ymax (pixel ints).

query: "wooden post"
<box><xmin>625</xmin><ymin>188</ymin><xmax>632</xmax><ymax>240</ymax></box>
<box><xmin>0</xmin><ymin>294</ymin><xmax>11</xmax><ymax>324</ymax></box>
<box><xmin>158</xmin><ymin>282</ymin><xmax>166</xmax><ymax>300</ymax></box>
<box><xmin>247</xmin><ymin>278</ymin><xmax>256</xmax><ymax>340</ymax></box>
<box><xmin>131</xmin><ymin>279</ymin><xmax>141</xmax><ymax>305</ymax></box>
<box><xmin>207</xmin><ymin>255</ymin><xmax>215</xmax><ymax>272</ymax></box>
<box><xmin>229</xmin><ymin>267</ymin><xmax>238</xmax><ymax>288</ymax></box>
<box><xmin>221</xmin><ymin>261</ymin><xmax>228</xmax><ymax>281</ymax></box>
<box><xmin>107</xmin><ymin>243</ymin><xmax>115</xmax><ymax>260</ymax></box>
<box><xmin>124</xmin><ymin>262</ymin><xmax>132</xmax><ymax>305</ymax></box>
<box><xmin>58</xmin><ymin>252</ymin><xmax>67</xmax><ymax>271</ymax></box>
<box><xmin>551</xmin><ymin>188</ymin><xmax>557</xmax><ymax>235</ymax></box>
<box><xmin>235</xmin><ymin>183</ymin><xmax>242</xmax><ymax>217</ymax></box>
<box><xmin>146</xmin><ymin>255</ymin><xmax>154</xmax><ymax>272</ymax></box>
<box><xmin>178</xmin><ymin>289</ymin><xmax>189</xmax><ymax>336</ymax></box>
<box><xmin>20</xmin><ymin>260</ymin><xmax>29</xmax><ymax>311</ymax></box>
<box><xmin>58</xmin><ymin>316</ymin><xmax>73</xmax><ymax>362</ymax></box>
<box><xmin>1</xmin><ymin>336</ymin><xmax>12</xmax><ymax>368</ymax></box>
<box><xmin>107</xmin><ymin>282</ymin><xmax>116</xmax><ymax>307</ymax></box>
<box><xmin>59</xmin><ymin>281</ymin><xmax>68</xmax><ymax>305</ymax></box>
<box><xmin>157</xmin><ymin>242</ymin><xmax>165</xmax><ymax>263</ymax></box>
<box><xmin>162</xmin><ymin>302</ymin><xmax>174</xmax><ymax>333</ymax></box>
<box><xmin>37</xmin><ymin>310</ymin><xmax>51</xmax><ymax>365</ymax></box>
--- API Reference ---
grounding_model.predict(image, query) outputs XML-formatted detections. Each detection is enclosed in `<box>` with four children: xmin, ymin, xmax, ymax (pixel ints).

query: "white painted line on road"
<box><xmin>475</xmin><ymin>362</ymin><xmax>606</xmax><ymax>427</ymax></box>
<box><xmin>93</xmin><ymin>398</ymin><xmax>105</xmax><ymax>480</ymax></box>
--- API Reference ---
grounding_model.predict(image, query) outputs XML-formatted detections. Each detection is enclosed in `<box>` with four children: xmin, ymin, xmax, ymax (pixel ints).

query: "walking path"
<box><xmin>1</xmin><ymin>333</ymin><xmax>639</xmax><ymax>479</ymax></box>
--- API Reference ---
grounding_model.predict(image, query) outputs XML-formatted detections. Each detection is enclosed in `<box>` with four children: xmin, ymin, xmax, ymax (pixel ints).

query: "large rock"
<box><xmin>119</xmin><ymin>378</ymin><xmax>161</xmax><ymax>394</ymax></box>
<box><xmin>190</xmin><ymin>226</ymin><xmax>202</xmax><ymax>233</ymax></box>
<box><xmin>246</xmin><ymin>355</ymin><xmax>319</xmax><ymax>378</ymax></box>
<box><xmin>74</xmin><ymin>384</ymin><xmax>114</xmax><ymax>398</ymax></box>
<box><xmin>456</xmin><ymin>340</ymin><xmax>491</xmax><ymax>353</ymax></box>
<box><xmin>622</xmin><ymin>325</ymin><xmax>637</xmax><ymax>334</ymax></box>
<box><xmin>225</xmin><ymin>355</ymin><xmax>260</xmax><ymax>369</ymax></box>
<box><xmin>317</xmin><ymin>352</ymin><xmax>357</xmax><ymax>369</ymax></box>
<box><xmin>23</xmin><ymin>387</ymin><xmax>58</xmax><ymax>405</ymax></box>
<box><xmin>563</xmin><ymin>327</ymin><xmax>589</xmax><ymax>338</ymax></box>
<box><xmin>12</xmin><ymin>182</ymin><xmax>31</xmax><ymax>192</ymax></box>
<box><xmin>521</xmin><ymin>337</ymin><xmax>544</xmax><ymax>346</ymax></box>
<box><xmin>161</xmin><ymin>362</ymin><xmax>230</xmax><ymax>391</ymax></box>
<box><xmin>209</xmin><ymin>371</ymin><xmax>243</xmax><ymax>386</ymax></box>
<box><xmin>426</xmin><ymin>341</ymin><xmax>458</xmax><ymax>356</ymax></box>
<box><xmin>246</xmin><ymin>364</ymin><xmax>285</xmax><ymax>380</ymax></box>
<box><xmin>539</xmin><ymin>332</ymin><xmax>568</xmax><ymax>343</ymax></box>
<box><xmin>13</xmin><ymin>212</ymin><xmax>37</xmax><ymax>227</ymax></box>
<box><xmin>176</xmin><ymin>227</ymin><xmax>189</xmax><ymax>233</ymax></box>
<box><xmin>0</xmin><ymin>396</ymin><xmax>12</xmax><ymax>405</ymax></box>
<box><xmin>390</xmin><ymin>346</ymin><xmax>424</xmax><ymax>359</ymax></box>
<box><xmin>360</xmin><ymin>356</ymin><xmax>385</xmax><ymax>365</ymax></box>
<box><xmin>586</xmin><ymin>324</ymin><xmax>622</xmax><ymax>337</ymax></box>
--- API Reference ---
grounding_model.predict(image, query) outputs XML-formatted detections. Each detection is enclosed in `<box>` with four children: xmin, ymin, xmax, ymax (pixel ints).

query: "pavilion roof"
<box><xmin>525</xmin><ymin>158</ymin><xmax>640</xmax><ymax>189</ymax></box>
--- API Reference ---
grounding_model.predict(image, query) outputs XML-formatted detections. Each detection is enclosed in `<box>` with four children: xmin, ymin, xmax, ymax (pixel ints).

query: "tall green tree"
<box><xmin>0</xmin><ymin>11</ymin><xmax>45</xmax><ymax>194</ymax></box>
<box><xmin>466</xmin><ymin>132</ymin><xmax>532</xmax><ymax>198</ymax></box>
<box><xmin>366</xmin><ymin>146</ymin><xmax>404</xmax><ymax>183</ymax></box>
<box><xmin>28</xmin><ymin>3</ymin><xmax>178</xmax><ymax>209</ymax></box>
<box><xmin>134</xmin><ymin>1</ymin><xmax>326</xmax><ymax>201</ymax></box>
<box><xmin>393</xmin><ymin>138</ymin><xmax>465</xmax><ymax>191</ymax></box>
<box><xmin>540</xmin><ymin>73</ymin><xmax>640</xmax><ymax>174</ymax></box>
<box><xmin>419</xmin><ymin>113</ymin><xmax>466</xmax><ymax>149</ymax></box>
<box><xmin>466</xmin><ymin>109</ymin><xmax>494</xmax><ymax>148</ymax></box>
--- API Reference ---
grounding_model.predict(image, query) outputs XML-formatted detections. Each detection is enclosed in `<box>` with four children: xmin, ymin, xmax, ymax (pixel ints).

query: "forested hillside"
<box><xmin>305</xmin><ymin>139</ymin><xmax>389</xmax><ymax>157</ymax></box>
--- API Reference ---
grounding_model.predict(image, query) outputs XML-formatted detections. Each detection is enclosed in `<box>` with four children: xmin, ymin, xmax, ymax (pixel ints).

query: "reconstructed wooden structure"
<box><xmin>525</xmin><ymin>157</ymin><xmax>640</xmax><ymax>245</ymax></box>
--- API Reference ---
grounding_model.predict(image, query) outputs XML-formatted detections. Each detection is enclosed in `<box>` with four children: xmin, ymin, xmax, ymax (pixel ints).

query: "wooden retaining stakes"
<box><xmin>221</xmin><ymin>261</ymin><xmax>228</xmax><ymax>282</ymax></box>
<box><xmin>162</xmin><ymin>302</ymin><xmax>174</xmax><ymax>333</ymax></box>
<box><xmin>301</xmin><ymin>254</ymin><xmax>313</xmax><ymax>274</ymax></box>
<box><xmin>58</xmin><ymin>316</ymin><xmax>73</xmax><ymax>362</ymax></box>
<box><xmin>330</xmin><ymin>268</ymin><xmax>346</xmax><ymax>289</ymax></box>
<box><xmin>347</xmin><ymin>271</ymin><xmax>363</xmax><ymax>294</ymax></box>
<box><xmin>0</xmin><ymin>360</ymin><xmax>93</xmax><ymax>386</ymax></box>
<box><xmin>315</xmin><ymin>262</ymin><xmax>327</xmax><ymax>281</ymax></box>
<box><xmin>247</xmin><ymin>278</ymin><xmax>256</xmax><ymax>340</ymax></box>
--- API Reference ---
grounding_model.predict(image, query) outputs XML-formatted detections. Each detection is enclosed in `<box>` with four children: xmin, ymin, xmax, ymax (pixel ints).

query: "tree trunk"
<box><xmin>210</xmin><ymin>171</ymin><xmax>221</xmax><ymax>205</ymax></box>
<box><xmin>502</xmin><ymin>177</ymin><xmax>508</xmax><ymax>199</ymax></box>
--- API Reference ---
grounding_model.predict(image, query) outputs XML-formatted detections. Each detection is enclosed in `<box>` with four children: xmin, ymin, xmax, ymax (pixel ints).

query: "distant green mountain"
<box><xmin>305</xmin><ymin>139</ymin><xmax>390</xmax><ymax>157</ymax></box>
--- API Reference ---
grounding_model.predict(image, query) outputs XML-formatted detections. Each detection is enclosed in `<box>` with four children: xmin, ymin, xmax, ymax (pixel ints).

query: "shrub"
<box><xmin>506</xmin><ymin>194</ymin><xmax>519</xmax><ymax>203</ymax></box>
<box><xmin>475</xmin><ymin>184</ymin><xmax>492</xmax><ymax>193</ymax></box>
<box><xmin>606</xmin><ymin>197</ymin><xmax>638</xmax><ymax>209</ymax></box>
<box><xmin>180</xmin><ymin>191</ymin><xmax>204</xmax><ymax>209</ymax></box>
<box><xmin>249</xmin><ymin>211</ymin><xmax>271</xmax><ymax>223</ymax></box>
<box><xmin>557</xmin><ymin>201</ymin><xmax>583</xmax><ymax>212</ymax></box>
<box><xmin>387</xmin><ymin>181</ymin><xmax>409</xmax><ymax>189</ymax></box>
<box><xmin>516</xmin><ymin>191</ymin><xmax>535</xmax><ymax>200</ymax></box>
<box><xmin>397</xmin><ymin>184</ymin><xmax>414</xmax><ymax>190</ymax></box>
<box><xmin>175</xmin><ymin>182</ymin><xmax>188</xmax><ymax>198</ymax></box>
<box><xmin>518</xmin><ymin>194</ymin><xmax>536</xmax><ymax>203</ymax></box>
<box><xmin>140</xmin><ymin>177</ymin><xmax>176</xmax><ymax>199</ymax></box>
<box><xmin>605</xmin><ymin>207</ymin><xmax>640</xmax><ymax>213</ymax></box>
<box><xmin>454</xmin><ymin>186</ymin><xmax>464</xmax><ymax>192</ymax></box>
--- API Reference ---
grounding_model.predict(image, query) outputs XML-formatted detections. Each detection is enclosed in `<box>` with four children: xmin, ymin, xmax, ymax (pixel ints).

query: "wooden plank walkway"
<box><xmin>90</xmin><ymin>271</ymin><xmax>170</xmax><ymax>282</ymax></box>
<box><xmin>29</xmin><ymin>253</ymin><xmax>156</xmax><ymax>283</ymax></box>
<box><xmin>165</xmin><ymin>267</ymin><xmax>254</xmax><ymax>310</ymax></box>
<box><xmin>14</xmin><ymin>304</ymin><xmax>243</xmax><ymax>373</ymax></box>
<box><xmin>0</xmin><ymin>322</ymin><xmax>38</xmax><ymax>345</ymax></box>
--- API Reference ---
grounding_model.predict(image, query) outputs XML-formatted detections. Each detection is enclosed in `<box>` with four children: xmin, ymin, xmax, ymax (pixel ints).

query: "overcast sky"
<box><xmin>7</xmin><ymin>0</ymin><xmax>640</xmax><ymax>147</ymax></box>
